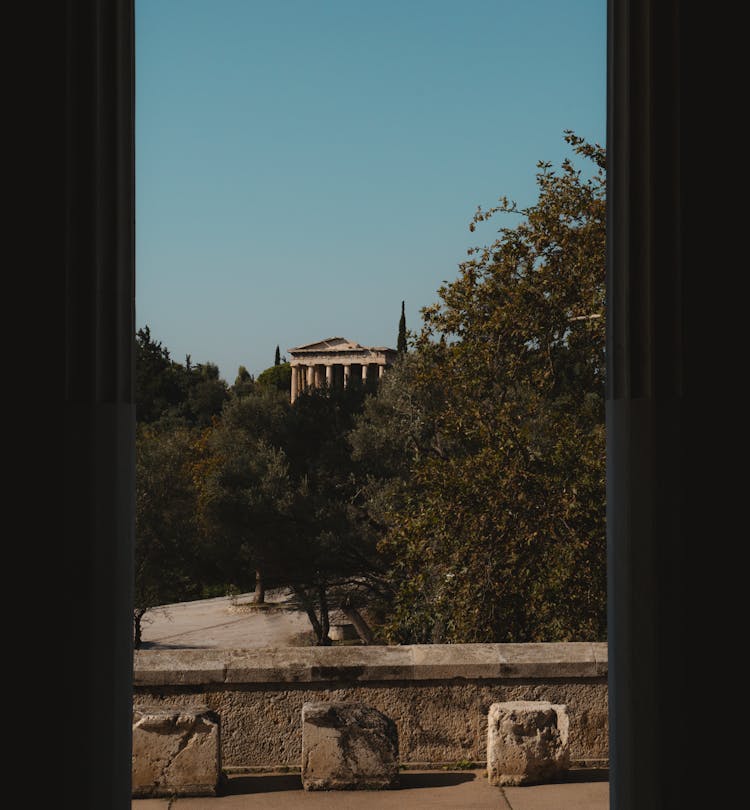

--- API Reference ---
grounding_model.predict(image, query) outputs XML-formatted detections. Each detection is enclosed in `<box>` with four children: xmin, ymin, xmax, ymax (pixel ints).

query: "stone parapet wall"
<box><xmin>134</xmin><ymin>643</ymin><xmax>608</xmax><ymax>770</ymax></box>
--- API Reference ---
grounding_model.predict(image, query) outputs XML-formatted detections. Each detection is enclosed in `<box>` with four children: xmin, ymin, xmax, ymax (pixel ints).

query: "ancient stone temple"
<box><xmin>288</xmin><ymin>337</ymin><xmax>397</xmax><ymax>403</ymax></box>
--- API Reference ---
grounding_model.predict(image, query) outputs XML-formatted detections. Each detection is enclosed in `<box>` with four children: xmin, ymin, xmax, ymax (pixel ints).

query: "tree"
<box><xmin>397</xmin><ymin>300</ymin><xmax>407</xmax><ymax>353</ymax></box>
<box><xmin>134</xmin><ymin>424</ymin><xmax>202</xmax><ymax>646</ymax></box>
<box><xmin>274</xmin><ymin>345</ymin><xmax>281</xmax><ymax>366</ymax></box>
<box><xmin>354</xmin><ymin>133</ymin><xmax>606</xmax><ymax>643</ymax></box>
<box><xmin>256</xmin><ymin>361</ymin><xmax>292</xmax><ymax>393</ymax></box>
<box><xmin>196</xmin><ymin>382</ymin><xmax>386</xmax><ymax>641</ymax></box>
<box><xmin>284</xmin><ymin>387</ymin><xmax>390</xmax><ymax>644</ymax></box>
<box><xmin>135</xmin><ymin>326</ymin><xmax>230</xmax><ymax>427</ymax></box>
<box><xmin>198</xmin><ymin>429</ymin><xmax>293</xmax><ymax>605</ymax></box>
<box><xmin>181</xmin><ymin>362</ymin><xmax>229</xmax><ymax>426</ymax></box>
<box><xmin>196</xmin><ymin>388</ymin><xmax>294</xmax><ymax>604</ymax></box>
<box><xmin>232</xmin><ymin>365</ymin><xmax>255</xmax><ymax>400</ymax></box>
<box><xmin>135</xmin><ymin>326</ymin><xmax>183</xmax><ymax>423</ymax></box>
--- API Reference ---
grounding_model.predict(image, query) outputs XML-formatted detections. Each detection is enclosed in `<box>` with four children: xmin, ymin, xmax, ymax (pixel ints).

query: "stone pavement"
<box><xmin>140</xmin><ymin>590</ymin><xmax>314</xmax><ymax>650</ymax></box>
<box><xmin>132</xmin><ymin>769</ymin><xmax>609</xmax><ymax>809</ymax></box>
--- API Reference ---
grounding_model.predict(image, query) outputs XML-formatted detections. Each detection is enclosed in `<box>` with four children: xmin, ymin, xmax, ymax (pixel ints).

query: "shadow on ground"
<box><xmin>224</xmin><ymin>775</ymin><xmax>301</xmax><ymax>795</ymax></box>
<box><xmin>563</xmin><ymin>768</ymin><xmax>609</xmax><ymax>783</ymax></box>
<box><xmin>399</xmin><ymin>773</ymin><xmax>476</xmax><ymax>788</ymax></box>
<box><xmin>138</xmin><ymin>641</ymin><xmax>211</xmax><ymax>650</ymax></box>
<box><xmin>224</xmin><ymin>772</ymin><xmax>476</xmax><ymax>796</ymax></box>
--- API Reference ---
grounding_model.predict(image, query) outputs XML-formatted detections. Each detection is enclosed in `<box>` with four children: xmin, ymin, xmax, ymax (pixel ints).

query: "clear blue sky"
<box><xmin>136</xmin><ymin>0</ymin><xmax>605</xmax><ymax>381</ymax></box>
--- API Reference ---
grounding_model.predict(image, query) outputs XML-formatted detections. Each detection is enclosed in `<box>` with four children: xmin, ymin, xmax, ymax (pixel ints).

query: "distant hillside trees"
<box><xmin>135</xmin><ymin>326</ymin><xmax>183</xmax><ymax>423</ymax></box>
<box><xmin>135</xmin><ymin>327</ymin><xmax>228</xmax><ymax>426</ymax></box>
<box><xmin>232</xmin><ymin>365</ymin><xmax>255</xmax><ymax>400</ymax></box>
<box><xmin>256</xmin><ymin>361</ymin><xmax>292</xmax><ymax>393</ymax></box>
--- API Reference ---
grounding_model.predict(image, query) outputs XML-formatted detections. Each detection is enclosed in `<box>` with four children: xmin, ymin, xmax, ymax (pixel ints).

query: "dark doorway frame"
<box><xmin>63</xmin><ymin>2</ymin><xmax>690</xmax><ymax>807</ymax></box>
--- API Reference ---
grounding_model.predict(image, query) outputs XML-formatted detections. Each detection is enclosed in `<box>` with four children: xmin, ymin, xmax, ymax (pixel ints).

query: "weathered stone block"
<box><xmin>301</xmin><ymin>701</ymin><xmax>399</xmax><ymax>790</ymax></box>
<box><xmin>487</xmin><ymin>700</ymin><xmax>569</xmax><ymax>786</ymax></box>
<box><xmin>132</xmin><ymin>705</ymin><xmax>220</xmax><ymax>797</ymax></box>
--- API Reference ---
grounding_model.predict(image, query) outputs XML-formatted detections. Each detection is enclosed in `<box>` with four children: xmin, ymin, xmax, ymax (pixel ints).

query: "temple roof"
<box><xmin>289</xmin><ymin>337</ymin><xmax>362</xmax><ymax>352</ymax></box>
<box><xmin>288</xmin><ymin>337</ymin><xmax>396</xmax><ymax>354</ymax></box>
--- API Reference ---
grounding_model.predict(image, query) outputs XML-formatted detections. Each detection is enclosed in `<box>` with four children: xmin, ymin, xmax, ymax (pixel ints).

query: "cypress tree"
<box><xmin>274</xmin><ymin>345</ymin><xmax>281</xmax><ymax>366</ymax></box>
<box><xmin>397</xmin><ymin>301</ymin><xmax>407</xmax><ymax>353</ymax></box>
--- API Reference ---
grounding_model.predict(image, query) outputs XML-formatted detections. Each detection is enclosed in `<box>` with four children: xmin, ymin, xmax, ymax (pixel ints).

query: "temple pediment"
<box><xmin>288</xmin><ymin>337</ymin><xmax>364</xmax><ymax>353</ymax></box>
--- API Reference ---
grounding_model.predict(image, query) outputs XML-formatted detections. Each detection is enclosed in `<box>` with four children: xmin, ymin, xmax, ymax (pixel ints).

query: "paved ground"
<box><xmin>140</xmin><ymin>590</ymin><xmax>321</xmax><ymax>649</ymax></box>
<box><xmin>133</xmin><ymin>770</ymin><xmax>609</xmax><ymax>809</ymax></box>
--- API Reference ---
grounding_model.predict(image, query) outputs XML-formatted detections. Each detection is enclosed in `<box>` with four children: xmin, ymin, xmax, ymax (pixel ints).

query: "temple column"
<box><xmin>290</xmin><ymin>364</ymin><xmax>298</xmax><ymax>402</ymax></box>
<box><xmin>362</xmin><ymin>363</ymin><xmax>369</xmax><ymax>384</ymax></box>
<box><xmin>307</xmin><ymin>365</ymin><xmax>315</xmax><ymax>389</ymax></box>
<box><xmin>326</xmin><ymin>365</ymin><xmax>333</xmax><ymax>388</ymax></box>
<box><xmin>343</xmin><ymin>364</ymin><xmax>351</xmax><ymax>388</ymax></box>
<box><xmin>378</xmin><ymin>364</ymin><xmax>385</xmax><ymax>379</ymax></box>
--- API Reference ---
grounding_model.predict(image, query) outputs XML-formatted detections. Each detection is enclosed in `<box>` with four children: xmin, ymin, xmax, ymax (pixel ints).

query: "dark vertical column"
<box><xmin>607</xmin><ymin>2</ymin><xmax>688</xmax><ymax>808</ymax></box>
<box><xmin>63</xmin><ymin>1</ymin><xmax>135</xmax><ymax>807</ymax></box>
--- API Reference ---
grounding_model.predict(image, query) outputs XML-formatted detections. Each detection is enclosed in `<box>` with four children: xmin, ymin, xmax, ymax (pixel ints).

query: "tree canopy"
<box><xmin>135</xmin><ymin>327</ymin><xmax>228</xmax><ymax>426</ymax></box>
<box><xmin>193</xmin><ymin>384</ymin><xmax>385</xmax><ymax>641</ymax></box>
<box><xmin>352</xmin><ymin>132</ymin><xmax>606</xmax><ymax>643</ymax></box>
<box><xmin>134</xmin><ymin>423</ymin><xmax>203</xmax><ymax>646</ymax></box>
<box><xmin>256</xmin><ymin>361</ymin><xmax>292</xmax><ymax>393</ymax></box>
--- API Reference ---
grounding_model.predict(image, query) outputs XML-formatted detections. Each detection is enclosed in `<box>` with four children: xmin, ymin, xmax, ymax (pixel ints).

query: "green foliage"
<box><xmin>135</xmin><ymin>326</ymin><xmax>229</xmax><ymax>426</ymax></box>
<box><xmin>201</xmin><ymin>583</ymin><xmax>241</xmax><ymax>599</ymax></box>
<box><xmin>274</xmin><ymin>345</ymin><xmax>281</xmax><ymax>366</ymax></box>
<box><xmin>282</xmin><ymin>387</ymin><xmax>391</xmax><ymax>642</ymax></box>
<box><xmin>135</xmin><ymin>326</ymin><xmax>183</xmax><ymax>423</ymax></box>
<box><xmin>354</xmin><ymin>132</ymin><xmax>607</xmax><ymax>643</ymax></box>
<box><xmin>134</xmin><ymin>424</ymin><xmax>204</xmax><ymax>641</ymax></box>
<box><xmin>221</xmin><ymin>385</ymin><xmax>291</xmax><ymax>446</ymax></box>
<box><xmin>397</xmin><ymin>300</ymin><xmax>407</xmax><ymax>353</ymax></box>
<box><xmin>198</xmin><ymin>423</ymin><xmax>294</xmax><ymax>592</ymax></box>
<box><xmin>232</xmin><ymin>365</ymin><xmax>255</xmax><ymax>400</ymax></box>
<box><xmin>257</xmin><ymin>362</ymin><xmax>292</xmax><ymax>393</ymax></box>
<box><xmin>451</xmin><ymin>760</ymin><xmax>476</xmax><ymax>771</ymax></box>
<box><xmin>191</xmin><ymin>384</ymin><xmax>386</xmax><ymax>639</ymax></box>
<box><xmin>183</xmin><ymin>362</ymin><xmax>229</xmax><ymax>426</ymax></box>
<box><xmin>194</xmin><ymin>387</ymin><xmax>292</xmax><ymax>592</ymax></box>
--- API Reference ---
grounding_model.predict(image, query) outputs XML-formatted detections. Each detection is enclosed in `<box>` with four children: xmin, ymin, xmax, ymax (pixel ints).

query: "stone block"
<box><xmin>487</xmin><ymin>700</ymin><xmax>569</xmax><ymax>786</ymax></box>
<box><xmin>301</xmin><ymin>701</ymin><xmax>399</xmax><ymax>790</ymax></box>
<box><xmin>132</xmin><ymin>705</ymin><xmax>220</xmax><ymax>797</ymax></box>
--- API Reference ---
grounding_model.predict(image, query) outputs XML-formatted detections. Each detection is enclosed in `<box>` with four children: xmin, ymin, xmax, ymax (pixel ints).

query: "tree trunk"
<box><xmin>341</xmin><ymin>598</ymin><xmax>375</xmax><ymax>645</ymax></box>
<box><xmin>133</xmin><ymin>608</ymin><xmax>147</xmax><ymax>650</ymax></box>
<box><xmin>254</xmin><ymin>568</ymin><xmax>265</xmax><ymax>604</ymax></box>
<box><xmin>293</xmin><ymin>586</ymin><xmax>325</xmax><ymax>644</ymax></box>
<box><xmin>318</xmin><ymin>586</ymin><xmax>331</xmax><ymax>645</ymax></box>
